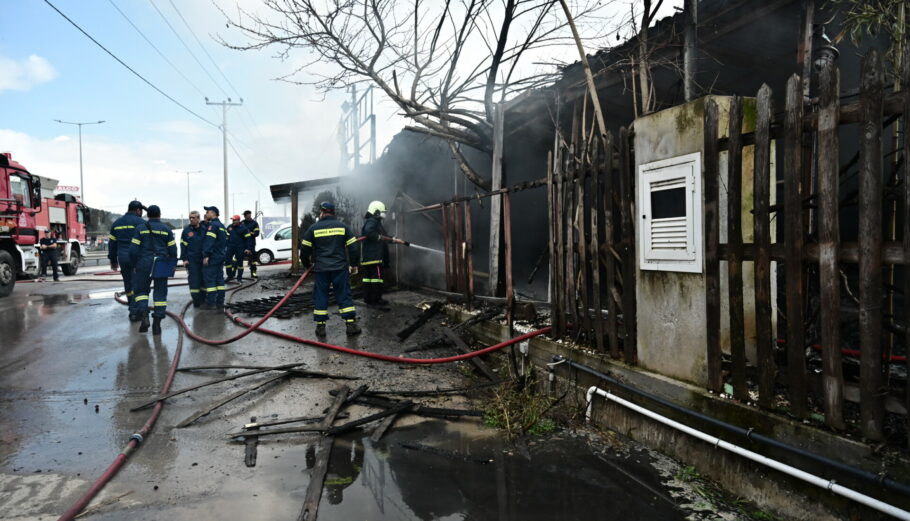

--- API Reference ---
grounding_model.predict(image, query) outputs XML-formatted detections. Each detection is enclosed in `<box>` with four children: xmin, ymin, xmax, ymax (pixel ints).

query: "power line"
<box><xmin>146</xmin><ymin>0</ymin><xmax>229</xmax><ymax>99</ymax></box>
<box><xmin>227</xmin><ymin>138</ymin><xmax>267</xmax><ymax>188</ymax></box>
<box><xmin>105</xmin><ymin>0</ymin><xmax>208</xmax><ymax>100</ymax></box>
<box><xmin>43</xmin><ymin>0</ymin><xmax>218</xmax><ymax>128</ymax></box>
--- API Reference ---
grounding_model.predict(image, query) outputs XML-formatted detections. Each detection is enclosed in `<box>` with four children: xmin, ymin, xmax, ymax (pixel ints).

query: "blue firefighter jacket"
<box><xmin>179</xmin><ymin>223</ymin><xmax>205</xmax><ymax>261</ymax></box>
<box><xmin>299</xmin><ymin>215</ymin><xmax>360</xmax><ymax>272</ymax></box>
<box><xmin>227</xmin><ymin>222</ymin><xmax>254</xmax><ymax>251</ymax></box>
<box><xmin>128</xmin><ymin>218</ymin><xmax>177</xmax><ymax>266</ymax></box>
<box><xmin>360</xmin><ymin>214</ymin><xmax>388</xmax><ymax>266</ymax></box>
<box><xmin>108</xmin><ymin>212</ymin><xmax>146</xmax><ymax>262</ymax></box>
<box><xmin>242</xmin><ymin>218</ymin><xmax>260</xmax><ymax>248</ymax></box>
<box><xmin>201</xmin><ymin>218</ymin><xmax>228</xmax><ymax>264</ymax></box>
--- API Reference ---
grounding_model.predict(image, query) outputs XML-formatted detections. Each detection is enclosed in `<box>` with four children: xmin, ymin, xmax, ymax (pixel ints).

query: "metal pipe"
<box><xmin>586</xmin><ymin>386</ymin><xmax>910</xmax><ymax>520</ymax></box>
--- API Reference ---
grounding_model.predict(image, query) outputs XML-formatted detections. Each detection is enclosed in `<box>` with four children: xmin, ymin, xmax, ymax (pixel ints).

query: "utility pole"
<box><xmin>54</xmin><ymin>119</ymin><xmax>105</xmax><ymax>204</ymax></box>
<box><xmin>205</xmin><ymin>97</ymin><xmax>242</xmax><ymax>216</ymax></box>
<box><xmin>178</xmin><ymin>169</ymin><xmax>202</xmax><ymax>226</ymax></box>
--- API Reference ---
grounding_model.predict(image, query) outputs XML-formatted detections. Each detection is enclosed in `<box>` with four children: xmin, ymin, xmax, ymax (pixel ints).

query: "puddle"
<box><xmin>315</xmin><ymin>420</ymin><xmax>686</xmax><ymax>521</ymax></box>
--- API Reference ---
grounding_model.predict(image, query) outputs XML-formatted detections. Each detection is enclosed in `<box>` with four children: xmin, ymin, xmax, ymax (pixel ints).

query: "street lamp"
<box><xmin>178</xmin><ymin>170</ymin><xmax>203</xmax><ymax>225</ymax></box>
<box><xmin>54</xmin><ymin>119</ymin><xmax>105</xmax><ymax>205</ymax></box>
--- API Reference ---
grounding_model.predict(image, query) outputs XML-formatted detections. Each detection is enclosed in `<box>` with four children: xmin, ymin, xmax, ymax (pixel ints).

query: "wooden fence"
<box><xmin>705</xmin><ymin>48</ymin><xmax>909</xmax><ymax>443</ymax></box>
<box><xmin>547</xmin><ymin>107</ymin><xmax>637</xmax><ymax>364</ymax></box>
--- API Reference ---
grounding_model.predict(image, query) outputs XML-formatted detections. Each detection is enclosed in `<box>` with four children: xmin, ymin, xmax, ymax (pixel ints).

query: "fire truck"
<box><xmin>0</xmin><ymin>152</ymin><xmax>89</xmax><ymax>297</ymax></box>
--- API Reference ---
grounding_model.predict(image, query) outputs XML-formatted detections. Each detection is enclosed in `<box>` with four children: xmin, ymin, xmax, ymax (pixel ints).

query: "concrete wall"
<box><xmin>633</xmin><ymin>96</ymin><xmax>776</xmax><ymax>387</ymax></box>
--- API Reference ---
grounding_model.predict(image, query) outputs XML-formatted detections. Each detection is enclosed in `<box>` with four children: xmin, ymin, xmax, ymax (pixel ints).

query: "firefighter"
<box><xmin>180</xmin><ymin>210</ymin><xmax>205</xmax><ymax>307</ymax></box>
<box><xmin>299</xmin><ymin>201</ymin><xmax>361</xmax><ymax>337</ymax></box>
<box><xmin>38</xmin><ymin>230</ymin><xmax>61</xmax><ymax>282</ymax></box>
<box><xmin>225</xmin><ymin>215</ymin><xmax>253</xmax><ymax>283</ymax></box>
<box><xmin>129</xmin><ymin>205</ymin><xmax>177</xmax><ymax>334</ymax></box>
<box><xmin>108</xmin><ymin>200</ymin><xmax>146</xmax><ymax>321</ymax></box>
<box><xmin>242</xmin><ymin>210</ymin><xmax>261</xmax><ymax>278</ymax></box>
<box><xmin>360</xmin><ymin>200</ymin><xmax>391</xmax><ymax>307</ymax></box>
<box><xmin>201</xmin><ymin>205</ymin><xmax>228</xmax><ymax>310</ymax></box>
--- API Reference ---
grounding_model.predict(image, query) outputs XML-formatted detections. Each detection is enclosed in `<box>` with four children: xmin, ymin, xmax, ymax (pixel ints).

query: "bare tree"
<box><xmin>218</xmin><ymin>0</ymin><xmax>607</xmax><ymax>190</ymax></box>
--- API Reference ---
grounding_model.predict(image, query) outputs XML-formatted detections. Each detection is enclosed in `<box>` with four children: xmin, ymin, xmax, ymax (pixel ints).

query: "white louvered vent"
<box><xmin>638</xmin><ymin>153</ymin><xmax>703</xmax><ymax>273</ymax></box>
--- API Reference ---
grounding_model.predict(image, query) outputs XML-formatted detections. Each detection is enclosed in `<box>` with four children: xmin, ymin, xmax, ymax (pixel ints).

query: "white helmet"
<box><xmin>367</xmin><ymin>200</ymin><xmax>386</xmax><ymax>216</ymax></box>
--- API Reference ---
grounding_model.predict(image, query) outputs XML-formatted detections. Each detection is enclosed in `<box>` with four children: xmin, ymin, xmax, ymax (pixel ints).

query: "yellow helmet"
<box><xmin>367</xmin><ymin>200</ymin><xmax>386</xmax><ymax>216</ymax></box>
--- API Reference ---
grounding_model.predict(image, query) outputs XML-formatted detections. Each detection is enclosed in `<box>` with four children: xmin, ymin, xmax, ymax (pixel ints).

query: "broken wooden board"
<box><xmin>442</xmin><ymin>328</ymin><xmax>500</xmax><ymax>382</ymax></box>
<box><xmin>297</xmin><ymin>385</ymin><xmax>350</xmax><ymax>521</ymax></box>
<box><xmin>396</xmin><ymin>301</ymin><xmax>443</xmax><ymax>341</ymax></box>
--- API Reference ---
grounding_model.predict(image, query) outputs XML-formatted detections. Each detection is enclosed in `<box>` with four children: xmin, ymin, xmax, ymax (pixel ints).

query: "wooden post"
<box><xmin>590</xmin><ymin>138</ymin><xmax>605</xmax><ymax>354</ymax></box>
<box><xmin>454</xmin><ymin>201</ymin><xmax>465</xmax><ymax>293</ymax></box>
<box><xmin>290</xmin><ymin>190</ymin><xmax>300</xmax><ymax>274</ymax></box>
<box><xmin>798</xmin><ymin>0</ymin><xmax>815</xmax><ymax>100</ymax></box>
<box><xmin>902</xmin><ymin>40</ymin><xmax>910</xmax><ymax>450</ymax></box>
<box><xmin>555</xmin><ymin>147</ymin><xmax>567</xmax><ymax>339</ymax></box>
<box><xmin>547</xmin><ymin>151</ymin><xmax>557</xmax><ymax>327</ymax></box>
<box><xmin>602</xmin><ymin>132</ymin><xmax>618</xmax><ymax>358</ymax></box>
<box><xmin>727</xmin><ymin>96</ymin><xmax>748</xmax><ymax>401</ymax></box>
<box><xmin>817</xmin><ymin>58</ymin><xmax>845</xmax><ymax>430</ymax></box>
<box><xmin>504</xmin><ymin>192</ymin><xmax>514</xmax><ymax>333</ymax></box>
<box><xmin>565</xmin><ymin>145</ymin><xmax>578</xmax><ymax>337</ymax></box>
<box><xmin>754</xmin><ymin>85</ymin><xmax>776</xmax><ymax>408</ymax></box>
<box><xmin>489</xmin><ymin>103</ymin><xmax>505</xmax><ymax>296</ymax></box>
<box><xmin>442</xmin><ymin>204</ymin><xmax>452</xmax><ymax>291</ymax></box>
<box><xmin>858</xmin><ymin>51</ymin><xmax>884</xmax><ymax>441</ymax></box>
<box><xmin>619</xmin><ymin>127</ymin><xmax>637</xmax><ymax>363</ymax></box>
<box><xmin>704</xmin><ymin>100</ymin><xmax>722</xmax><ymax>393</ymax></box>
<box><xmin>464</xmin><ymin>201</ymin><xmax>474</xmax><ymax>309</ymax></box>
<box><xmin>576</xmin><ymin>143</ymin><xmax>590</xmax><ymax>339</ymax></box>
<box><xmin>784</xmin><ymin>74</ymin><xmax>808</xmax><ymax>418</ymax></box>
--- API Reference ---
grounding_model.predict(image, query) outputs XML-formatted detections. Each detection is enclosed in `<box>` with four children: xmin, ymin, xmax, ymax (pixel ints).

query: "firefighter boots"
<box><xmin>315</xmin><ymin>323</ymin><xmax>327</xmax><ymax>337</ymax></box>
<box><xmin>138</xmin><ymin>314</ymin><xmax>150</xmax><ymax>333</ymax></box>
<box><xmin>152</xmin><ymin>317</ymin><xmax>162</xmax><ymax>335</ymax></box>
<box><xmin>346</xmin><ymin>320</ymin><xmax>362</xmax><ymax>336</ymax></box>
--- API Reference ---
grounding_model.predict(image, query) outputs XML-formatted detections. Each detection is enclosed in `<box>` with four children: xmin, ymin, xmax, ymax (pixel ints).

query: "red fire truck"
<box><xmin>0</xmin><ymin>152</ymin><xmax>89</xmax><ymax>297</ymax></box>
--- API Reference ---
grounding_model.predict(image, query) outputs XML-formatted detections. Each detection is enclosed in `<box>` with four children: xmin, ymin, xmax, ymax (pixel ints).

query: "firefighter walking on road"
<box><xmin>299</xmin><ymin>201</ymin><xmax>361</xmax><ymax>337</ymax></box>
<box><xmin>225</xmin><ymin>215</ymin><xmax>253</xmax><ymax>283</ymax></box>
<box><xmin>108</xmin><ymin>200</ymin><xmax>146</xmax><ymax>321</ymax></box>
<box><xmin>242</xmin><ymin>210</ymin><xmax>261</xmax><ymax>278</ymax></box>
<box><xmin>180</xmin><ymin>210</ymin><xmax>205</xmax><ymax>307</ymax></box>
<box><xmin>130</xmin><ymin>205</ymin><xmax>177</xmax><ymax>335</ymax></box>
<box><xmin>201</xmin><ymin>206</ymin><xmax>228</xmax><ymax>310</ymax></box>
<box><xmin>360</xmin><ymin>201</ymin><xmax>391</xmax><ymax>307</ymax></box>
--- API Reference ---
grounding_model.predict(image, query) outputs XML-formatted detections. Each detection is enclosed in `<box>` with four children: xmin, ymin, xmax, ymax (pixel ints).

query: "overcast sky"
<box><xmin>2</xmin><ymin>0</ymin><xmax>680</xmax><ymax>219</ymax></box>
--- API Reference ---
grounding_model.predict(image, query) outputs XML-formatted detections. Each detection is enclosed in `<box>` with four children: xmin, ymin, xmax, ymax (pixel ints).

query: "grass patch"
<box><xmin>482</xmin><ymin>370</ymin><xmax>563</xmax><ymax>439</ymax></box>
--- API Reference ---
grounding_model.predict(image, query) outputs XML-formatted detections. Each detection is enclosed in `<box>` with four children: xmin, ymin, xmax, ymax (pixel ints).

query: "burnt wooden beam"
<box><xmin>704</xmin><ymin>99</ymin><xmax>723</xmax><ymax>394</ymax></box>
<box><xmin>296</xmin><ymin>386</ymin><xmax>350</xmax><ymax>521</ymax></box>
<box><xmin>902</xmin><ymin>40</ymin><xmax>910</xmax><ymax>450</ymax></box>
<box><xmin>858</xmin><ymin>51</ymin><xmax>885</xmax><ymax>442</ymax></box>
<box><xmin>176</xmin><ymin>374</ymin><xmax>289</xmax><ymax>428</ymax></box>
<box><xmin>443</xmin><ymin>328</ymin><xmax>499</xmax><ymax>382</ymax></box>
<box><xmin>817</xmin><ymin>57</ymin><xmax>846</xmax><ymax>431</ymax></box>
<box><xmin>727</xmin><ymin>95</ymin><xmax>748</xmax><ymax>402</ymax></box>
<box><xmin>784</xmin><ymin>74</ymin><xmax>808</xmax><ymax>418</ymax></box>
<box><xmin>754</xmin><ymin>84</ymin><xmax>775</xmax><ymax>408</ymax></box>
<box><xmin>619</xmin><ymin>127</ymin><xmax>637</xmax><ymax>363</ymax></box>
<box><xmin>396</xmin><ymin>301</ymin><xmax>443</xmax><ymax>342</ymax></box>
<box><xmin>245</xmin><ymin>417</ymin><xmax>259</xmax><ymax>467</ymax></box>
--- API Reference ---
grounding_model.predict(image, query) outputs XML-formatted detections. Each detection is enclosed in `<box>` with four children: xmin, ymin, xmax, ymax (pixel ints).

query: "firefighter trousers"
<box><xmin>203</xmin><ymin>262</ymin><xmax>226</xmax><ymax>306</ymax></box>
<box><xmin>313</xmin><ymin>269</ymin><xmax>356</xmax><ymax>323</ymax></box>
<box><xmin>187</xmin><ymin>258</ymin><xmax>204</xmax><ymax>306</ymax></box>
<box><xmin>362</xmin><ymin>264</ymin><xmax>384</xmax><ymax>304</ymax></box>
<box><xmin>40</xmin><ymin>252</ymin><xmax>60</xmax><ymax>280</ymax></box>
<box><xmin>225</xmin><ymin>246</ymin><xmax>245</xmax><ymax>281</ymax></box>
<box><xmin>134</xmin><ymin>259</ymin><xmax>169</xmax><ymax>319</ymax></box>
<box><xmin>117</xmin><ymin>255</ymin><xmax>137</xmax><ymax>317</ymax></box>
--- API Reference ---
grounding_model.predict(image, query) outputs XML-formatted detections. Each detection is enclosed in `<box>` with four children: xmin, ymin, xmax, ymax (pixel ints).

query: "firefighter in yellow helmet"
<box><xmin>360</xmin><ymin>200</ymin><xmax>390</xmax><ymax>307</ymax></box>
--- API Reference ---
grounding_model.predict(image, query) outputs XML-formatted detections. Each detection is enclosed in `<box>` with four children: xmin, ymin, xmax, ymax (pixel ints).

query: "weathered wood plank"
<box><xmin>902</xmin><ymin>40</ymin><xmax>910</xmax><ymax>450</ymax></box>
<box><xmin>619</xmin><ymin>127</ymin><xmax>637</xmax><ymax>363</ymax></box>
<box><xmin>704</xmin><ymin>99</ymin><xmax>723</xmax><ymax>394</ymax></box>
<box><xmin>443</xmin><ymin>328</ymin><xmax>499</xmax><ymax>382</ymax></box>
<box><xmin>817</xmin><ymin>57</ymin><xmax>845</xmax><ymax>430</ymax></box>
<box><xmin>858</xmin><ymin>51</ymin><xmax>884</xmax><ymax>441</ymax></box>
<box><xmin>489</xmin><ymin>104</ymin><xmax>505</xmax><ymax>296</ymax></box>
<box><xmin>464</xmin><ymin>202</ymin><xmax>475</xmax><ymax>309</ymax></box>
<box><xmin>547</xmin><ymin>150</ymin><xmax>557</xmax><ymax>329</ymax></box>
<box><xmin>442</xmin><ymin>203</ymin><xmax>452</xmax><ymax>291</ymax></box>
<box><xmin>590</xmin><ymin>138</ymin><xmax>605</xmax><ymax>354</ymax></box>
<box><xmin>555</xmin><ymin>147</ymin><xmax>567</xmax><ymax>339</ymax></box>
<box><xmin>784</xmin><ymin>74</ymin><xmax>808</xmax><ymax>418</ymax></box>
<box><xmin>503</xmin><ymin>192</ymin><xmax>514</xmax><ymax>332</ymax></box>
<box><xmin>566</xmin><ymin>144</ymin><xmax>578</xmax><ymax>336</ymax></box>
<box><xmin>602</xmin><ymin>132</ymin><xmax>618</xmax><ymax>358</ymax></box>
<box><xmin>576</xmin><ymin>143</ymin><xmax>590</xmax><ymax>339</ymax></box>
<box><xmin>754</xmin><ymin>84</ymin><xmax>775</xmax><ymax>408</ymax></box>
<box><xmin>727</xmin><ymin>95</ymin><xmax>748</xmax><ymax>401</ymax></box>
<box><xmin>297</xmin><ymin>386</ymin><xmax>350</xmax><ymax>521</ymax></box>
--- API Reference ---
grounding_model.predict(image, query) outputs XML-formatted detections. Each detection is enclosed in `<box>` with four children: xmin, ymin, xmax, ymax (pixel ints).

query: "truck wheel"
<box><xmin>257</xmin><ymin>249</ymin><xmax>274</xmax><ymax>265</ymax></box>
<box><xmin>0</xmin><ymin>250</ymin><xmax>16</xmax><ymax>297</ymax></box>
<box><xmin>62</xmin><ymin>251</ymin><xmax>80</xmax><ymax>276</ymax></box>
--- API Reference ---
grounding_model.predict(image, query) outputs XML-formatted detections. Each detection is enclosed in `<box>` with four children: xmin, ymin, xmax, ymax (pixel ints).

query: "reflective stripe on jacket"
<box><xmin>129</xmin><ymin>218</ymin><xmax>177</xmax><ymax>266</ymax></box>
<box><xmin>360</xmin><ymin>214</ymin><xmax>388</xmax><ymax>266</ymax></box>
<box><xmin>180</xmin><ymin>224</ymin><xmax>205</xmax><ymax>260</ymax></box>
<box><xmin>201</xmin><ymin>218</ymin><xmax>228</xmax><ymax>263</ymax></box>
<box><xmin>108</xmin><ymin>213</ymin><xmax>146</xmax><ymax>261</ymax></box>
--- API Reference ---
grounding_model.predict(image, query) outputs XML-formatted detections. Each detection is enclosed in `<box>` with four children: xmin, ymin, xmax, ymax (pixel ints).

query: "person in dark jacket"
<box><xmin>201</xmin><ymin>205</ymin><xmax>228</xmax><ymax>310</ymax></box>
<box><xmin>242</xmin><ymin>210</ymin><xmax>261</xmax><ymax>278</ymax></box>
<box><xmin>38</xmin><ymin>230</ymin><xmax>61</xmax><ymax>282</ymax></box>
<box><xmin>225</xmin><ymin>215</ymin><xmax>254</xmax><ymax>283</ymax></box>
<box><xmin>299</xmin><ymin>201</ymin><xmax>361</xmax><ymax>337</ymax></box>
<box><xmin>108</xmin><ymin>200</ymin><xmax>146</xmax><ymax>321</ymax></box>
<box><xmin>360</xmin><ymin>200</ymin><xmax>391</xmax><ymax>307</ymax></box>
<box><xmin>130</xmin><ymin>205</ymin><xmax>177</xmax><ymax>334</ymax></box>
<box><xmin>180</xmin><ymin>210</ymin><xmax>205</xmax><ymax>307</ymax></box>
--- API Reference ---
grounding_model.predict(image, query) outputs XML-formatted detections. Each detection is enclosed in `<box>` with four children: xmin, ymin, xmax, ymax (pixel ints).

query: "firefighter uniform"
<box><xmin>39</xmin><ymin>233</ymin><xmax>61</xmax><ymax>281</ymax></box>
<box><xmin>180</xmin><ymin>220</ymin><xmax>205</xmax><ymax>306</ymax></box>
<box><xmin>360</xmin><ymin>202</ymin><xmax>390</xmax><ymax>306</ymax></box>
<box><xmin>108</xmin><ymin>201</ymin><xmax>146</xmax><ymax>320</ymax></box>
<box><xmin>130</xmin><ymin>206</ymin><xmax>177</xmax><ymax>333</ymax></box>
<box><xmin>201</xmin><ymin>209</ymin><xmax>228</xmax><ymax>308</ymax></box>
<box><xmin>225</xmin><ymin>218</ymin><xmax>254</xmax><ymax>282</ymax></box>
<box><xmin>242</xmin><ymin>213</ymin><xmax>261</xmax><ymax>277</ymax></box>
<box><xmin>299</xmin><ymin>205</ymin><xmax>360</xmax><ymax>334</ymax></box>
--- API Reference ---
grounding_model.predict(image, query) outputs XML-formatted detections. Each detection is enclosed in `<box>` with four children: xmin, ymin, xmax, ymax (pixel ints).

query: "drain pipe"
<box><xmin>585</xmin><ymin>386</ymin><xmax>910</xmax><ymax>520</ymax></box>
<box><xmin>554</xmin><ymin>356</ymin><xmax>910</xmax><ymax>499</ymax></box>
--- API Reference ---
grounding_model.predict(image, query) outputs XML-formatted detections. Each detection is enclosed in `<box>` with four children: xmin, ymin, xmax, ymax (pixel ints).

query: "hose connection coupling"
<box><xmin>519</xmin><ymin>341</ymin><xmax>529</xmax><ymax>357</ymax></box>
<box><xmin>130</xmin><ymin>433</ymin><xmax>144</xmax><ymax>445</ymax></box>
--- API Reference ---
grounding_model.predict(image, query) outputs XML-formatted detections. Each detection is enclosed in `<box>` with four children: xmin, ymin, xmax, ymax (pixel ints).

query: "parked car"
<box><xmin>255</xmin><ymin>223</ymin><xmax>293</xmax><ymax>265</ymax></box>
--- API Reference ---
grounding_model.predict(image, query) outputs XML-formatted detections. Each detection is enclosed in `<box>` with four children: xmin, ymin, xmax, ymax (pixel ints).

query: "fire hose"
<box><xmin>58</xmin><ymin>240</ymin><xmax>547</xmax><ymax>520</ymax></box>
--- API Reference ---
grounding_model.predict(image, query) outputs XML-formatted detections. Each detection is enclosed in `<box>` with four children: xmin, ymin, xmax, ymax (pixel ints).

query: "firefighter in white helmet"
<box><xmin>360</xmin><ymin>200</ymin><xmax>390</xmax><ymax>307</ymax></box>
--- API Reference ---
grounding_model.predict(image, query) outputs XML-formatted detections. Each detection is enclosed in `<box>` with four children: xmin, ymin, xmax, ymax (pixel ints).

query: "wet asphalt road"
<box><xmin>0</xmin><ymin>265</ymin><xmax>742</xmax><ymax>520</ymax></box>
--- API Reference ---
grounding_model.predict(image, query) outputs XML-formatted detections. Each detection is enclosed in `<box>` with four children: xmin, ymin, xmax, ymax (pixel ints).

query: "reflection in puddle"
<box><xmin>318</xmin><ymin>420</ymin><xmax>685</xmax><ymax>521</ymax></box>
